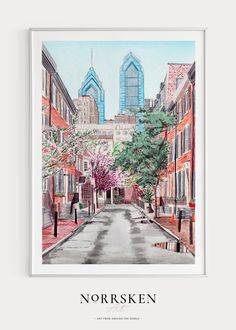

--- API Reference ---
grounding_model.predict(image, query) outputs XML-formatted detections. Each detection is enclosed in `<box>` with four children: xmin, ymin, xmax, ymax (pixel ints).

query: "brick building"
<box><xmin>154</xmin><ymin>63</ymin><xmax>192</xmax><ymax>111</ymax></box>
<box><xmin>73</xmin><ymin>95</ymin><xmax>99</xmax><ymax>124</ymax></box>
<box><xmin>42</xmin><ymin>45</ymin><xmax>78</xmax><ymax>228</ymax></box>
<box><xmin>157</xmin><ymin>62</ymin><xmax>195</xmax><ymax>217</ymax></box>
<box><xmin>114</xmin><ymin>114</ymin><xmax>136</xmax><ymax>125</ymax></box>
<box><xmin>76</xmin><ymin>121</ymin><xmax>136</xmax><ymax>151</ymax></box>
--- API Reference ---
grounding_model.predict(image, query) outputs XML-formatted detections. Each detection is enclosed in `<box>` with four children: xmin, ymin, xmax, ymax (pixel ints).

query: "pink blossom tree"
<box><xmin>42</xmin><ymin>112</ymin><xmax>95</xmax><ymax>180</ymax></box>
<box><xmin>91</xmin><ymin>149</ymin><xmax>124</xmax><ymax>206</ymax></box>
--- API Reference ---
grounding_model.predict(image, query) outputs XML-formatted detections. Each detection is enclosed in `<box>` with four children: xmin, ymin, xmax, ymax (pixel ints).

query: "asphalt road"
<box><xmin>43</xmin><ymin>204</ymin><xmax>195</xmax><ymax>264</ymax></box>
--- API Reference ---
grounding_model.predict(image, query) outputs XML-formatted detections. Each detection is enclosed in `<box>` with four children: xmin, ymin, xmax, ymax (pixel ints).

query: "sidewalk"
<box><xmin>154</xmin><ymin>216</ymin><xmax>195</xmax><ymax>255</ymax></box>
<box><xmin>133</xmin><ymin>204</ymin><xmax>195</xmax><ymax>255</ymax></box>
<box><xmin>42</xmin><ymin>205</ymin><xmax>105</xmax><ymax>254</ymax></box>
<box><xmin>42</xmin><ymin>218</ymin><xmax>84</xmax><ymax>252</ymax></box>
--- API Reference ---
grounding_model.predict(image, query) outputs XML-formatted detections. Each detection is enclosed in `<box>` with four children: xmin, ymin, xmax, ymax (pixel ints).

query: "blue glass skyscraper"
<box><xmin>119</xmin><ymin>52</ymin><xmax>144</xmax><ymax>115</ymax></box>
<box><xmin>79</xmin><ymin>67</ymin><xmax>105</xmax><ymax>124</ymax></box>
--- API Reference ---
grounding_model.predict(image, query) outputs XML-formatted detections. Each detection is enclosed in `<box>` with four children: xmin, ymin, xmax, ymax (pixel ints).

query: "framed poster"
<box><xmin>30</xmin><ymin>28</ymin><xmax>205</xmax><ymax>275</ymax></box>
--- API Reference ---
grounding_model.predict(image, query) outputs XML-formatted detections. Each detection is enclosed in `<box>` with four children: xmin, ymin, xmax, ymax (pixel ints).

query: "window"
<box><xmin>66</xmin><ymin>108</ymin><xmax>70</xmax><ymax>123</ymax></box>
<box><xmin>176</xmin><ymin>171</ymin><xmax>182</xmax><ymax>198</ymax></box>
<box><xmin>182</xmin><ymin>128</ymin><xmax>185</xmax><ymax>153</ymax></box>
<box><xmin>83</xmin><ymin>160</ymin><xmax>89</xmax><ymax>171</ymax></box>
<box><xmin>60</xmin><ymin>98</ymin><xmax>64</xmax><ymax>117</ymax></box>
<box><xmin>184</xmin><ymin>124</ymin><xmax>191</xmax><ymax>152</ymax></box>
<box><xmin>42</xmin><ymin>68</ymin><xmax>45</xmax><ymax>94</ymax></box>
<box><xmin>178</xmin><ymin>99</ymin><xmax>183</xmax><ymax>122</ymax></box>
<box><xmin>59</xmin><ymin>170</ymin><xmax>64</xmax><ymax>192</ymax></box>
<box><xmin>176</xmin><ymin>77</ymin><xmax>183</xmax><ymax>88</ymax></box>
<box><xmin>60</xmin><ymin>131</ymin><xmax>64</xmax><ymax>144</ymax></box>
<box><xmin>125</xmin><ymin>63</ymin><xmax>139</xmax><ymax>108</ymax></box>
<box><xmin>42</xmin><ymin>67</ymin><xmax>48</xmax><ymax>96</ymax></box>
<box><xmin>86</xmin><ymin>85</ymin><xmax>98</xmax><ymax>104</ymax></box>
<box><xmin>42</xmin><ymin>177</ymin><xmax>50</xmax><ymax>191</ymax></box>
<box><xmin>182</xmin><ymin>95</ymin><xmax>186</xmax><ymax>115</ymax></box>
<box><xmin>182</xmin><ymin>170</ymin><xmax>185</xmax><ymax>197</ymax></box>
<box><xmin>185</xmin><ymin>90</ymin><xmax>189</xmax><ymax>113</ymax></box>
<box><xmin>54</xmin><ymin>171</ymin><xmax>64</xmax><ymax>193</ymax></box>
<box><xmin>68</xmin><ymin>174</ymin><xmax>74</xmax><ymax>193</ymax></box>
<box><xmin>52</xmin><ymin>83</ymin><xmax>57</xmax><ymax>108</ymax></box>
<box><xmin>188</xmin><ymin>125</ymin><xmax>191</xmax><ymax>150</ymax></box>
<box><xmin>187</xmin><ymin>86</ymin><xmax>191</xmax><ymax>111</ymax></box>
<box><xmin>42</xmin><ymin>113</ymin><xmax>49</xmax><ymax>129</ymax></box>
<box><xmin>64</xmin><ymin>107</ymin><xmax>68</xmax><ymax>122</ymax></box>
<box><xmin>172</xmin><ymin>139</ymin><xmax>176</xmax><ymax>162</ymax></box>
<box><xmin>177</xmin><ymin>133</ymin><xmax>182</xmax><ymax>158</ymax></box>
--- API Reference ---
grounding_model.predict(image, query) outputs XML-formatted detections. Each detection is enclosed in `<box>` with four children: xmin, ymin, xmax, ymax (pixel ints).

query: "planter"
<box><xmin>177</xmin><ymin>200</ymin><xmax>186</xmax><ymax>206</ymax></box>
<box><xmin>189</xmin><ymin>202</ymin><xmax>195</xmax><ymax>208</ymax></box>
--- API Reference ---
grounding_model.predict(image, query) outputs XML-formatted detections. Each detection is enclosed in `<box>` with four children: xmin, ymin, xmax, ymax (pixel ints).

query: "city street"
<box><xmin>43</xmin><ymin>204</ymin><xmax>194</xmax><ymax>264</ymax></box>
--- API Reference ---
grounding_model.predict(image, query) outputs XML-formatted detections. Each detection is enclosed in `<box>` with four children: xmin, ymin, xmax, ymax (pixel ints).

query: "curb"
<box><xmin>132</xmin><ymin>203</ymin><xmax>195</xmax><ymax>256</ymax></box>
<box><xmin>42</xmin><ymin>206</ymin><xmax>106</xmax><ymax>257</ymax></box>
<box><xmin>132</xmin><ymin>203</ymin><xmax>181</xmax><ymax>241</ymax></box>
<box><xmin>42</xmin><ymin>222</ymin><xmax>86</xmax><ymax>257</ymax></box>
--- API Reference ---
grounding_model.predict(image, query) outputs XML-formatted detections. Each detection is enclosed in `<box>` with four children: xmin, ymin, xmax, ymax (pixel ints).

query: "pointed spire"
<box><xmin>91</xmin><ymin>48</ymin><xmax>93</xmax><ymax>67</ymax></box>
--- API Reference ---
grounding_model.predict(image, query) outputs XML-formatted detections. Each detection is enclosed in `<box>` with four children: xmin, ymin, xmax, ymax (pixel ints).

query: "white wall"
<box><xmin>0</xmin><ymin>1</ymin><xmax>236</xmax><ymax>329</ymax></box>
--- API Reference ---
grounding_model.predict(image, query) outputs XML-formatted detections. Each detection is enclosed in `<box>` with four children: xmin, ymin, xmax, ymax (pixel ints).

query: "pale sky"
<box><xmin>44</xmin><ymin>41</ymin><xmax>195</xmax><ymax>119</ymax></box>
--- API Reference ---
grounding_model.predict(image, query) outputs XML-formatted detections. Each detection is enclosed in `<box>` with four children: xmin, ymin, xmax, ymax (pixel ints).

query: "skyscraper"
<box><xmin>79</xmin><ymin>63</ymin><xmax>105</xmax><ymax>124</ymax></box>
<box><xmin>119</xmin><ymin>52</ymin><xmax>144</xmax><ymax>115</ymax></box>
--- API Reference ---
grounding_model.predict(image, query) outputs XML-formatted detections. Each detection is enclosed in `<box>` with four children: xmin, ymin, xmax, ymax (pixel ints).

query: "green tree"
<box><xmin>113</xmin><ymin>109</ymin><xmax>175</xmax><ymax>218</ymax></box>
<box><xmin>143</xmin><ymin>187</ymin><xmax>154</xmax><ymax>213</ymax></box>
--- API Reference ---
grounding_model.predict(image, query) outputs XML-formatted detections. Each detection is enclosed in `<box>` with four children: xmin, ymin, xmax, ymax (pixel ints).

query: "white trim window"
<box><xmin>184</xmin><ymin>124</ymin><xmax>191</xmax><ymax>152</ymax></box>
<box><xmin>178</xmin><ymin>99</ymin><xmax>183</xmax><ymax>122</ymax></box>
<box><xmin>177</xmin><ymin>133</ymin><xmax>182</xmax><ymax>158</ymax></box>
<box><xmin>42</xmin><ymin>113</ymin><xmax>49</xmax><ymax>129</ymax></box>
<box><xmin>52</xmin><ymin>83</ymin><xmax>57</xmax><ymax>108</ymax></box>
<box><xmin>60</xmin><ymin>98</ymin><xmax>64</xmax><ymax>117</ymax></box>
<box><xmin>60</xmin><ymin>131</ymin><xmax>64</xmax><ymax>145</ymax></box>
<box><xmin>172</xmin><ymin>139</ymin><xmax>175</xmax><ymax>162</ymax></box>
<box><xmin>42</xmin><ymin>67</ymin><xmax>47</xmax><ymax>96</ymax></box>
<box><xmin>83</xmin><ymin>160</ymin><xmax>89</xmax><ymax>172</ymax></box>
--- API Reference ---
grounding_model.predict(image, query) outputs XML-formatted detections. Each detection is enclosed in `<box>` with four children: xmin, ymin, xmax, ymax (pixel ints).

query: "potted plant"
<box><xmin>189</xmin><ymin>199</ymin><xmax>195</xmax><ymax>208</ymax></box>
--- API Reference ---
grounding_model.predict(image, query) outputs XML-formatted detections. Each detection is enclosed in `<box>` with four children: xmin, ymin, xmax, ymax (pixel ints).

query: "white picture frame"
<box><xmin>30</xmin><ymin>28</ymin><xmax>206</xmax><ymax>276</ymax></box>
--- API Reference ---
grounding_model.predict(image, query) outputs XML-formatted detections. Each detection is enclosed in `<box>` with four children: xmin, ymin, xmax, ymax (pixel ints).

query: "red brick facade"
<box><xmin>42</xmin><ymin>46</ymin><xmax>78</xmax><ymax>227</ymax></box>
<box><xmin>157</xmin><ymin>63</ymin><xmax>195</xmax><ymax>217</ymax></box>
<box><xmin>165</xmin><ymin>63</ymin><xmax>192</xmax><ymax>108</ymax></box>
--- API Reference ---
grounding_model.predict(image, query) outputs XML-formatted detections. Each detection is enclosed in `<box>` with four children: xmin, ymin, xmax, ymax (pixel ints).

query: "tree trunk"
<box><xmin>154</xmin><ymin>177</ymin><xmax>160</xmax><ymax>219</ymax></box>
<box><xmin>96</xmin><ymin>190</ymin><xmax>99</xmax><ymax>208</ymax></box>
<box><xmin>148</xmin><ymin>202</ymin><xmax>154</xmax><ymax>213</ymax></box>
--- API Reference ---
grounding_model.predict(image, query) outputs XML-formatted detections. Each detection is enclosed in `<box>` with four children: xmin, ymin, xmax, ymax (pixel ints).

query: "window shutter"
<box><xmin>188</xmin><ymin>125</ymin><xmax>191</xmax><ymax>151</ymax></box>
<box><xmin>180</xmin><ymin>132</ymin><xmax>182</xmax><ymax>156</ymax></box>
<box><xmin>179</xmin><ymin>171</ymin><xmax>182</xmax><ymax>198</ymax></box>
<box><xmin>185</xmin><ymin>126</ymin><xmax>188</xmax><ymax>151</ymax></box>
<box><xmin>179</xmin><ymin>100</ymin><xmax>182</xmax><ymax>121</ymax></box>
<box><xmin>185</xmin><ymin>91</ymin><xmax>188</xmax><ymax>112</ymax></box>
<box><xmin>54</xmin><ymin>174</ymin><xmax>58</xmax><ymax>193</ymax></box>
<box><xmin>182</xmin><ymin>129</ymin><xmax>185</xmax><ymax>153</ymax></box>
<box><xmin>45</xmin><ymin>72</ymin><xmax>48</xmax><ymax>96</ymax></box>
<box><xmin>182</xmin><ymin>170</ymin><xmax>185</xmax><ymax>197</ymax></box>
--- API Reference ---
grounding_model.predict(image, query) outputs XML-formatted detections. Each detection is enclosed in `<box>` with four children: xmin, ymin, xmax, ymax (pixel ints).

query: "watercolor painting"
<box><xmin>41</xmin><ymin>39</ymin><xmax>196</xmax><ymax>265</ymax></box>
